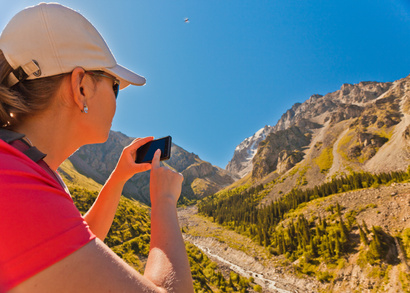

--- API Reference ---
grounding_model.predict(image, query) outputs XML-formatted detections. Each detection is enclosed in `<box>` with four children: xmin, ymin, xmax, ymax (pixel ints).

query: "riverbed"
<box><xmin>189</xmin><ymin>236</ymin><xmax>293</xmax><ymax>293</ymax></box>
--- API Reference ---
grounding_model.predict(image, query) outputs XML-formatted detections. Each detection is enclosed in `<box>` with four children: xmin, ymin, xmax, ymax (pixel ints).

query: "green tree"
<box><xmin>254</xmin><ymin>284</ymin><xmax>263</xmax><ymax>292</ymax></box>
<box><xmin>366</xmin><ymin>226</ymin><xmax>383</xmax><ymax>264</ymax></box>
<box><xmin>359</xmin><ymin>225</ymin><xmax>368</xmax><ymax>246</ymax></box>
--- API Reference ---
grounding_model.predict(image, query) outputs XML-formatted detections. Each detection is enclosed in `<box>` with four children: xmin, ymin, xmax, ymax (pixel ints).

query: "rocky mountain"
<box><xmin>193</xmin><ymin>75</ymin><xmax>410</xmax><ymax>293</ymax></box>
<box><xmin>251</xmin><ymin>126</ymin><xmax>311</xmax><ymax>179</ymax></box>
<box><xmin>59</xmin><ymin>131</ymin><xmax>235</xmax><ymax>205</ymax></box>
<box><xmin>226</xmin><ymin>125</ymin><xmax>274</xmax><ymax>178</ymax></box>
<box><xmin>227</xmin><ymin>76</ymin><xmax>410</xmax><ymax>187</ymax></box>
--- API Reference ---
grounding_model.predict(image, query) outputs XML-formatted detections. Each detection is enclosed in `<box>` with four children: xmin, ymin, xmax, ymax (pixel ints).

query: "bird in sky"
<box><xmin>184</xmin><ymin>18</ymin><xmax>189</xmax><ymax>23</ymax></box>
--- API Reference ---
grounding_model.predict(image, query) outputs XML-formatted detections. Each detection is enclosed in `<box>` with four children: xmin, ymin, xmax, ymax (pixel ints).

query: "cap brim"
<box><xmin>105</xmin><ymin>64</ymin><xmax>146</xmax><ymax>89</ymax></box>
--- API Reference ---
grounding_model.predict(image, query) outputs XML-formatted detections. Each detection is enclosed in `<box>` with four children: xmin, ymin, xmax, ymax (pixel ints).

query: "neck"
<box><xmin>13</xmin><ymin>111</ymin><xmax>84</xmax><ymax>171</ymax></box>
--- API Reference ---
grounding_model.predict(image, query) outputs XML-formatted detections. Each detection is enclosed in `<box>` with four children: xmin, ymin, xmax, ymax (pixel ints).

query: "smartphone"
<box><xmin>135</xmin><ymin>136</ymin><xmax>172</xmax><ymax>164</ymax></box>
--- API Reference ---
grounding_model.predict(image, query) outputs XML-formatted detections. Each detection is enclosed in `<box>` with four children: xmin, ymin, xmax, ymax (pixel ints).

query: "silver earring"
<box><xmin>82</xmin><ymin>105</ymin><xmax>88</xmax><ymax>113</ymax></box>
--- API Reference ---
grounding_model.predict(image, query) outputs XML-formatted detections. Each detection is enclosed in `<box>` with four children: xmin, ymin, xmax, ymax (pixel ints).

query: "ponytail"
<box><xmin>0</xmin><ymin>51</ymin><xmax>27</xmax><ymax>127</ymax></box>
<box><xmin>0</xmin><ymin>50</ymin><xmax>67</xmax><ymax>128</ymax></box>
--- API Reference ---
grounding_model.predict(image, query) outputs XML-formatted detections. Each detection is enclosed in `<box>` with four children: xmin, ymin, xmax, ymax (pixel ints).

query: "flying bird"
<box><xmin>184</xmin><ymin>18</ymin><xmax>189</xmax><ymax>23</ymax></box>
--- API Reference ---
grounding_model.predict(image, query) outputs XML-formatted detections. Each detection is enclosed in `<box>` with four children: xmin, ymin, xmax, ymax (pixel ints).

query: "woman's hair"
<box><xmin>0</xmin><ymin>50</ymin><xmax>67</xmax><ymax>128</ymax></box>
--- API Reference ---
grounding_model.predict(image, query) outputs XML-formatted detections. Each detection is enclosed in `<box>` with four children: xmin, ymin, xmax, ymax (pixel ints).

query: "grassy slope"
<box><xmin>62</xmin><ymin>161</ymin><xmax>258</xmax><ymax>292</ymax></box>
<box><xmin>58</xmin><ymin>159</ymin><xmax>102</xmax><ymax>191</ymax></box>
<box><xmin>195</xmin><ymin>171</ymin><xmax>410</xmax><ymax>292</ymax></box>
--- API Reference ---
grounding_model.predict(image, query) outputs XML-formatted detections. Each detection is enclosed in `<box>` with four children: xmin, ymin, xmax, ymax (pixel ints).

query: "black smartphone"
<box><xmin>135</xmin><ymin>136</ymin><xmax>172</xmax><ymax>164</ymax></box>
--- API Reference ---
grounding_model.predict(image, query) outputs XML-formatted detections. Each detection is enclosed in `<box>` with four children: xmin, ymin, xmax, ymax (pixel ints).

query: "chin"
<box><xmin>85</xmin><ymin>129</ymin><xmax>110</xmax><ymax>145</ymax></box>
<box><xmin>96</xmin><ymin>131</ymin><xmax>110</xmax><ymax>144</ymax></box>
<box><xmin>102</xmin><ymin>127</ymin><xmax>112</xmax><ymax>142</ymax></box>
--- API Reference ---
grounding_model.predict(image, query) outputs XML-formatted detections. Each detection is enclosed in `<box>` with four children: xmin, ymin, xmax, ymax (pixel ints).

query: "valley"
<box><xmin>180</xmin><ymin>182</ymin><xmax>410</xmax><ymax>293</ymax></box>
<box><xmin>179</xmin><ymin>206</ymin><xmax>319</xmax><ymax>292</ymax></box>
<box><xmin>62</xmin><ymin>73</ymin><xmax>410</xmax><ymax>292</ymax></box>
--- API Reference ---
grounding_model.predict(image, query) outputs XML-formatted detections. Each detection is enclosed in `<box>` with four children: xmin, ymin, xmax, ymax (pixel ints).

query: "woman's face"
<box><xmin>85</xmin><ymin>74</ymin><xmax>117</xmax><ymax>143</ymax></box>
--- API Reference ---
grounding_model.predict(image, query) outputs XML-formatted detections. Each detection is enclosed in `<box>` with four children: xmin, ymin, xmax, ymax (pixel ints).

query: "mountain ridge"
<box><xmin>226</xmin><ymin>76</ymin><xmax>408</xmax><ymax>183</ymax></box>
<box><xmin>60</xmin><ymin>131</ymin><xmax>236</xmax><ymax>205</ymax></box>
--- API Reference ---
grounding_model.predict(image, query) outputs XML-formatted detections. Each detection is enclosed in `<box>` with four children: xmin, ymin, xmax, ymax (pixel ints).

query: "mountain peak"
<box><xmin>226</xmin><ymin>76</ymin><xmax>404</xmax><ymax>179</ymax></box>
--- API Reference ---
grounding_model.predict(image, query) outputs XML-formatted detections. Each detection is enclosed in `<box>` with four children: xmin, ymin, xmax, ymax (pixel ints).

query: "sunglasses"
<box><xmin>85</xmin><ymin>71</ymin><xmax>120</xmax><ymax>99</ymax></box>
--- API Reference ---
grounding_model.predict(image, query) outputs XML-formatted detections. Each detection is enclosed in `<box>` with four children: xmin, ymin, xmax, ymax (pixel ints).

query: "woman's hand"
<box><xmin>111</xmin><ymin>137</ymin><xmax>154</xmax><ymax>184</ymax></box>
<box><xmin>150</xmin><ymin>149</ymin><xmax>183</xmax><ymax>206</ymax></box>
<box><xmin>84</xmin><ymin>137</ymin><xmax>154</xmax><ymax>240</ymax></box>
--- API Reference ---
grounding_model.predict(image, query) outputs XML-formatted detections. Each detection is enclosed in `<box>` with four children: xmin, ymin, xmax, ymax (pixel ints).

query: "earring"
<box><xmin>82</xmin><ymin>105</ymin><xmax>88</xmax><ymax>113</ymax></box>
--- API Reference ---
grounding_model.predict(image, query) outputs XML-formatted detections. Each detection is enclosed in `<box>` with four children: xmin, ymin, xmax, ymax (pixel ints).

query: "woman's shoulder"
<box><xmin>0</xmin><ymin>139</ymin><xmax>34</xmax><ymax>167</ymax></box>
<box><xmin>0</xmin><ymin>139</ymin><xmax>64</xmax><ymax>191</ymax></box>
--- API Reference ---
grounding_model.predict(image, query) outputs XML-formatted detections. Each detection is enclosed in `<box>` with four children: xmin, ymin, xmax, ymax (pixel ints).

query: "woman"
<box><xmin>0</xmin><ymin>3</ymin><xmax>194</xmax><ymax>293</ymax></box>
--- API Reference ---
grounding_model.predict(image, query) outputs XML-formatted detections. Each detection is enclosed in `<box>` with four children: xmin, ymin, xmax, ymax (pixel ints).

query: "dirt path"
<box><xmin>327</xmin><ymin>128</ymin><xmax>349</xmax><ymax>179</ymax></box>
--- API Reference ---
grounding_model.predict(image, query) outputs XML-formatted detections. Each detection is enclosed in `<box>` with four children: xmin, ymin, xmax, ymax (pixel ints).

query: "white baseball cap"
<box><xmin>0</xmin><ymin>3</ymin><xmax>146</xmax><ymax>89</ymax></box>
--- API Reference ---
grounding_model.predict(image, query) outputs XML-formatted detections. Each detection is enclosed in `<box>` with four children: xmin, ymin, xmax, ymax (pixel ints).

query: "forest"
<box><xmin>198</xmin><ymin>170</ymin><xmax>410</xmax><ymax>284</ymax></box>
<box><xmin>71</xmin><ymin>187</ymin><xmax>260</xmax><ymax>292</ymax></box>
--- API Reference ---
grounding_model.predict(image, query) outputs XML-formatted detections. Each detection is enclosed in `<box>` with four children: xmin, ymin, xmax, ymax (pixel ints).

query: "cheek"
<box><xmin>112</xmin><ymin>99</ymin><xmax>117</xmax><ymax>116</ymax></box>
<box><xmin>101</xmin><ymin>85</ymin><xmax>117</xmax><ymax>119</ymax></box>
<box><xmin>108</xmin><ymin>97</ymin><xmax>116</xmax><ymax>122</ymax></box>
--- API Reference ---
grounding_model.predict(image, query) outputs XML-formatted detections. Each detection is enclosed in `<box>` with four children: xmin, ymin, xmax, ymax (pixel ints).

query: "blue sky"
<box><xmin>1</xmin><ymin>0</ymin><xmax>410</xmax><ymax>168</ymax></box>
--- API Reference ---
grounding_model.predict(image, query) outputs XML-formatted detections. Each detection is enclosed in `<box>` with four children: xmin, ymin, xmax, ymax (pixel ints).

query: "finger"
<box><xmin>127</xmin><ymin>136</ymin><xmax>154</xmax><ymax>152</ymax></box>
<box><xmin>151</xmin><ymin>149</ymin><xmax>161</xmax><ymax>169</ymax></box>
<box><xmin>134</xmin><ymin>163</ymin><xmax>151</xmax><ymax>173</ymax></box>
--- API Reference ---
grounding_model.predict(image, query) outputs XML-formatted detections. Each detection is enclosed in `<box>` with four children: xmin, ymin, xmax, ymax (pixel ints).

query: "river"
<box><xmin>187</xmin><ymin>237</ymin><xmax>294</xmax><ymax>293</ymax></box>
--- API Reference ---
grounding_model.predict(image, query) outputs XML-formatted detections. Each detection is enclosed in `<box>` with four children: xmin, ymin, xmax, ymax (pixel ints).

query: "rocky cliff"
<box><xmin>226</xmin><ymin>77</ymin><xmax>410</xmax><ymax>181</ymax></box>
<box><xmin>226</xmin><ymin>125</ymin><xmax>273</xmax><ymax>178</ymax></box>
<box><xmin>251</xmin><ymin>126</ymin><xmax>311</xmax><ymax>179</ymax></box>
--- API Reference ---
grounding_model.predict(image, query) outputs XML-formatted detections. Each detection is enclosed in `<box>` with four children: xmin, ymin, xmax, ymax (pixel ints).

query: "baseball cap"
<box><xmin>0</xmin><ymin>3</ymin><xmax>146</xmax><ymax>89</ymax></box>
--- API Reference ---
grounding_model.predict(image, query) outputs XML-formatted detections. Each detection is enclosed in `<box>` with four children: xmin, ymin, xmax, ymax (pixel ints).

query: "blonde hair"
<box><xmin>0</xmin><ymin>50</ymin><xmax>67</xmax><ymax>128</ymax></box>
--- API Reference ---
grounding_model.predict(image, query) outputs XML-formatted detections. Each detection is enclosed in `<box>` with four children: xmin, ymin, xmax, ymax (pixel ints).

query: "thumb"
<box><xmin>151</xmin><ymin>149</ymin><xmax>161</xmax><ymax>169</ymax></box>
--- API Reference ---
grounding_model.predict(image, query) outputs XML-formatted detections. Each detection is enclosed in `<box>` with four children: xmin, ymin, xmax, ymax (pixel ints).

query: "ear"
<box><xmin>70</xmin><ymin>67</ymin><xmax>87</xmax><ymax>111</ymax></box>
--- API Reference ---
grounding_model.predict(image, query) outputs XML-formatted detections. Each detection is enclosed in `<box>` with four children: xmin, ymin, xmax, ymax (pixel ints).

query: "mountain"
<box><xmin>226</xmin><ymin>125</ymin><xmax>274</xmax><ymax>178</ymax></box>
<box><xmin>251</xmin><ymin>125</ymin><xmax>311</xmax><ymax>179</ymax></box>
<box><xmin>58</xmin><ymin>131</ymin><xmax>235</xmax><ymax>205</ymax></box>
<box><xmin>195</xmin><ymin>74</ymin><xmax>410</xmax><ymax>292</ymax></box>
<box><xmin>58</xmin><ymin>74</ymin><xmax>410</xmax><ymax>292</ymax></box>
<box><xmin>226</xmin><ymin>76</ymin><xmax>410</xmax><ymax>187</ymax></box>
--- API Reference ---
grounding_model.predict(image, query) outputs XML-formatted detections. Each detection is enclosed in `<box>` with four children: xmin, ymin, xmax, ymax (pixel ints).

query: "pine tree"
<box><xmin>327</xmin><ymin>235</ymin><xmax>333</xmax><ymax>257</ymax></box>
<box><xmin>362</xmin><ymin>220</ymin><xmax>370</xmax><ymax>234</ymax></box>
<box><xmin>263</xmin><ymin>229</ymin><xmax>270</xmax><ymax>247</ymax></box>
<box><xmin>310</xmin><ymin>236</ymin><xmax>318</xmax><ymax>257</ymax></box>
<box><xmin>334</xmin><ymin>234</ymin><xmax>341</xmax><ymax>258</ymax></box>
<box><xmin>336</xmin><ymin>202</ymin><xmax>341</xmax><ymax>217</ymax></box>
<box><xmin>359</xmin><ymin>224</ymin><xmax>368</xmax><ymax>246</ymax></box>
<box><xmin>338</xmin><ymin>217</ymin><xmax>349</xmax><ymax>247</ymax></box>
<box><xmin>366</xmin><ymin>226</ymin><xmax>383</xmax><ymax>264</ymax></box>
<box><xmin>257</xmin><ymin>225</ymin><xmax>263</xmax><ymax>246</ymax></box>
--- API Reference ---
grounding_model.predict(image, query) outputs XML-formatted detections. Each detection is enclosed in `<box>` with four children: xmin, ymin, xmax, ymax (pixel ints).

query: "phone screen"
<box><xmin>136</xmin><ymin>136</ymin><xmax>171</xmax><ymax>164</ymax></box>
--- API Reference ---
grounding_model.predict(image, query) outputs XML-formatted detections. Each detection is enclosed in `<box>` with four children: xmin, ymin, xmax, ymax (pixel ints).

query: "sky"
<box><xmin>1</xmin><ymin>0</ymin><xmax>410</xmax><ymax>168</ymax></box>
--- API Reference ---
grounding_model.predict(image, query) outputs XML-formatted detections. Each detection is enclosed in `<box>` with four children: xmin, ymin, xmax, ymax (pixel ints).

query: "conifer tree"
<box><xmin>335</xmin><ymin>234</ymin><xmax>341</xmax><ymax>258</ymax></box>
<box><xmin>362</xmin><ymin>220</ymin><xmax>370</xmax><ymax>235</ymax></box>
<box><xmin>310</xmin><ymin>236</ymin><xmax>318</xmax><ymax>257</ymax></box>
<box><xmin>336</xmin><ymin>202</ymin><xmax>341</xmax><ymax>217</ymax></box>
<box><xmin>339</xmin><ymin>217</ymin><xmax>349</xmax><ymax>244</ymax></box>
<box><xmin>326</xmin><ymin>235</ymin><xmax>333</xmax><ymax>257</ymax></box>
<box><xmin>359</xmin><ymin>224</ymin><xmax>368</xmax><ymax>246</ymax></box>
<box><xmin>366</xmin><ymin>226</ymin><xmax>383</xmax><ymax>264</ymax></box>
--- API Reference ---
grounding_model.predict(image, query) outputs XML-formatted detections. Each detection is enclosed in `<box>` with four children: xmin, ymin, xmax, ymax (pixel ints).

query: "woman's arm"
<box><xmin>10</xmin><ymin>147</ymin><xmax>194</xmax><ymax>293</ymax></box>
<box><xmin>83</xmin><ymin>137</ymin><xmax>153</xmax><ymax>240</ymax></box>
<box><xmin>9</xmin><ymin>238</ymin><xmax>167</xmax><ymax>293</ymax></box>
<box><xmin>144</xmin><ymin>149</ymin><xmax>194</xmax><ymax>292</ymax></box>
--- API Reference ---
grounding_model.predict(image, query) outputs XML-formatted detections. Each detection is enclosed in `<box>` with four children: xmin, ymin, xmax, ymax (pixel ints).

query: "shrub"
<box><xmin>317</xmin><ymin>271</ymin><xmax>334</xmax><ymax>283</ymax></box>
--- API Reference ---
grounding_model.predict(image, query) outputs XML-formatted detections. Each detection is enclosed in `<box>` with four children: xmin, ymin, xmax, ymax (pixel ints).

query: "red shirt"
<box><xmin>0</xmin><ymin>140</ymin><xmax>96</xmax><ymax>292</ymax></box>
